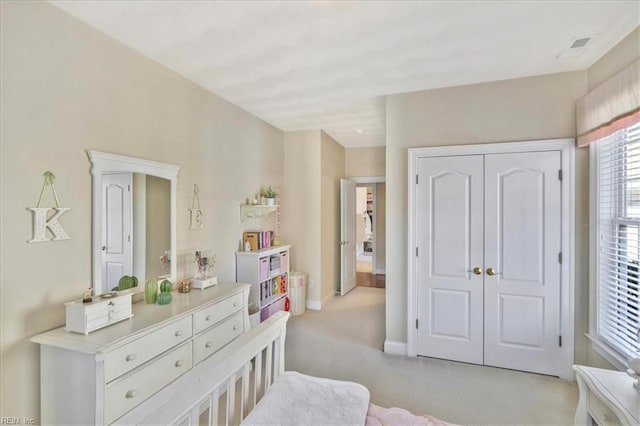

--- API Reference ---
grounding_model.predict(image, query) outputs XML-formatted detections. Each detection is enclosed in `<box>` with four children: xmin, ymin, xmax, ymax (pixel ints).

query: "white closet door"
<box><xmin>483</xmin><ymin>151</ymin><xmax>561</xmax><ymax>376</ymax></box>
<box><xmin>416</xmin><ymin>156</ymin><xmax>484</xmax><ymax>364</ymax></box>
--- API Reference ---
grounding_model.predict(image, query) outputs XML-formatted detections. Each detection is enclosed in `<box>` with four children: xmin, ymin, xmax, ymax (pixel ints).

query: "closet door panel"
<box><xmin>483</xmin><ymin>151</ymin><xmax>561</xmax><ymax>376</ymax></box>
<box><xmin>416</xmin><ymin>155</ymin><xmax>484</xmax><ymax>364</ymax></box>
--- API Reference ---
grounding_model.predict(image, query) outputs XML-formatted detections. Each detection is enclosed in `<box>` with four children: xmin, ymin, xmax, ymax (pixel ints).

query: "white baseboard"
<box><xmin>321</xmin><ymin>292</ymin><xmax>335</xmax><ymax>308</ymax></box>
<box><xmin>306</xmin><ymin>292</ymin><xmax>335</xmax><ymax>311</ymax></box>
<box><xmin>384</xmin><ymin>340</ymin><xmax>407</xmax><ymax>355</ymax></box>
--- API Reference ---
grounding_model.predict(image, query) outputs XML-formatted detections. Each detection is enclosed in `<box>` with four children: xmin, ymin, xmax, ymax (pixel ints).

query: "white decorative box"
<box><xmin>191</xmin><ymin>276</ymin><xmax>218</xmax><ymax>290</ymax></box>
<box><xmin>65</xmin><ymin>290</ymin><xmax>133</xmax><ymax>335</ymax></box>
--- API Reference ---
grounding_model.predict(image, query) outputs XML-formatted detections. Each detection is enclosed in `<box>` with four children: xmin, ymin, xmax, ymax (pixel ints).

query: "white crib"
<box><xmin>118</xmin><ymin>311</ymin><xmax>289</xmax><ymax>425</ymax></box>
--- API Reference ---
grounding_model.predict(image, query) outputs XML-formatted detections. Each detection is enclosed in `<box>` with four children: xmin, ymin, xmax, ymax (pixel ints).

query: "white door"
<box><xmin>340</xmin><ymin>179</ymin><xmax>357</xmax><ymax>295</ymax></box>
<box><xmin>416</xmin><ymin>156</ymin><xmax>484</xmax><ymax>364</ymax></box>
<box><xmin>102</xmin><ymin>172</ymin><xmax>133</xmax><ymax>290</ymax></box>
<box><xmin>416</xmin><ymin>151</ymin><xmax>562</xmax><ymax>375</ymax></box>
<box><xmin>483</xmin><ymin>151</ymin><xmax>561</xmax><ymax>376</ymax></box>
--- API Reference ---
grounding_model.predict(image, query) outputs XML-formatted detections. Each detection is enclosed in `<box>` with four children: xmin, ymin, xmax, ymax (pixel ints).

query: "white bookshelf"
<box><xmin>236</xmin><ymin>245</ymin><xmax>290</xmax><ymax>322</ymax></box>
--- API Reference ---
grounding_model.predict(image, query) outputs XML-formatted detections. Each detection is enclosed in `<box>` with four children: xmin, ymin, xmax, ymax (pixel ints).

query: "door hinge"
<box><xmin>558</xmin><ymin>170</ymin><xmax>563</xmax><ymax>181</ymax></box>
<box><xmin>416</xmin><ymin>174</ymin><xmax>419</xmax><ymax>184</ymax></box>
<box><xmin>558</xmin><ymin>252</ymin><xmax>562</xmax><ymax>264</ymax></box>
<box><xmin>415</xmin><ymin>247</ymin><xmax>419</xmax><ymax>257</ymax></box>
<box><xmin>559</xmin><ymin>335</ymin><xmax>562</xmax><ymax>347</ymax></box>
<box><xmin>128</xmin><ymin>235</ymin><xmax>131</xmax><ymax>242</ymax></box>
<box><xmin>128</xmin><ymin>184</ymin><xmax>131</xmax><ymax>192</ymax></box>
<box><xmin>416</xmin><ymin>319</ymin><xmax>419</xmax><ymax>329</ymax></box>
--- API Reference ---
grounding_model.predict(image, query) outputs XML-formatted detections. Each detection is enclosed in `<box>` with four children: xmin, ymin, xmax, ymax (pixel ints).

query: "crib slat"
<box><xmin>273</xmin><ymin>336</ymin><xmax>282</xmax><ymax>379</ymax></box>
<box><xmin>189</xmin><ymin>402</ymin><xmax>199</xmax><ymax>426</ymax></box>
<box><xmin>210</xmin><ymin>389</ymin><xmax>219</xmax><ymax>426</ymax></box>
<box><xmin>264</xmin><ymin>343</ymin><xmax>273</xmax><ymax>393</ymax></box>
<box><xmin>227</xmin><ymin>375</ymin><xmax>236</xmax><ymax>426</ymax></box>
<box><xmin>254</xmin><ymin>350</ymin><xmax>263</xmax><ymax>402</ymax></box>
<box><xmin>241</xmin><ymin>362</ymin><xmax>251</xmax><ymax>420</ymax></box>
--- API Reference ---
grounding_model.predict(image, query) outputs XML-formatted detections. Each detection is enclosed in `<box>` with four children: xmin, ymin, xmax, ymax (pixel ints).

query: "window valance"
<box><xmin>577</xmin><ymin>59</ymin><xmax>640</xmax><ymax>147</ymax></box>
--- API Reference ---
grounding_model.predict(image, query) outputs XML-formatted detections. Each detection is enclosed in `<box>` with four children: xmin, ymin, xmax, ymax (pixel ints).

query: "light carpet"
<box><xmin>284</xmin><ymin>287</ymin><xmax>578</xmax><ymax>425</ymax></box>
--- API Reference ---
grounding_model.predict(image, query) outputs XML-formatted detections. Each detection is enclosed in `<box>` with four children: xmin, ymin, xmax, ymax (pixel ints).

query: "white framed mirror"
<box><xmin>88</xmin><ymin>150</ymin><xmax>179</xmax><ymax>296</ymax></box>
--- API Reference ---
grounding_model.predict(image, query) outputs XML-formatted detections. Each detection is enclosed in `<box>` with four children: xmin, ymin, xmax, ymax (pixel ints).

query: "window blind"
<box><xmin>597</xmin><ymin>120</ymin><xmax>640</xmax><ymax>358</ymax></box>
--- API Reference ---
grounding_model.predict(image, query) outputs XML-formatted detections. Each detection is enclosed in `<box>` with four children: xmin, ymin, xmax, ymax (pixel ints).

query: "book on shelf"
<box><xmin>243</xmin><ymin>232</ymin><xmax>259</xmax><ymax>251</ymax></box>
<box><xmin>243</xmin><ymin>230</ymin><xmax>275</xmax><ymax>251</ymax></box>
<box><xmin>260</xmin><ymin>277</ymin><xmax>285</xmax><ymax>303</ymax></box>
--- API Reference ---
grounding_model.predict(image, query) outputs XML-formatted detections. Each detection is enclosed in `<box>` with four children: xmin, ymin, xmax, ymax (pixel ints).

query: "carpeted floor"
<box><xmin>284</xmin><ymin>286</ymin><xmax>578</xmax><ymax>425</ymax></box>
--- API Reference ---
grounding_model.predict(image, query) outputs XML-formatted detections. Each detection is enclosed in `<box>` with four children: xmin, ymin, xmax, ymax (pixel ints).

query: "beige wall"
<box><xmin>375</xmin><ymin>183</ymin><xmax>386</xmax><ymax>273</ymax></box>
<box><xmin>282</xmin><ymin>130</ymin><xmax>345</xmax><ymax>308</ymax></box>
<box><xmin>587</xmin><ymin>27</ymin><xmax>639</xmax><ymax>90</ymax></box>
<box><xmin>282</xmin><ymin>130</ymin><xmax>322</xmax><ymax>305</ymax></box>
<box><xmin>385</xmin><ymin>71</ymin><xmax>589</xmax><ymax>358</ymax></box>
<box><xmin>0</xmin><ymin>2</ymin><xmax>284</xmax><ymax>419</ymax></box>
<box><xmin>321</xmin><ymin>131</ymin><xmax>345</xmax><ymax>303</ymax></box>
<box><xmin>346</xmin><ymin>146</ymin><xmax>385</xmax><ymax>177</ymax></box>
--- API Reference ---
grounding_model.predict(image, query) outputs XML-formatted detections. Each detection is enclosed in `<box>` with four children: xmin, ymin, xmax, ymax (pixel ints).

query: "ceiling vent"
<box><xmin>557</xmin><ymin>37</ymin><xmax>593</xmax><ymax>59</ymax></box>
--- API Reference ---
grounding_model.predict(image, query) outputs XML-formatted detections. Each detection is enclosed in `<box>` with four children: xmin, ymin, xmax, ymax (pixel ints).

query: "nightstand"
<box><xmin>573</xmin><ymin>365</ymin><xmax>639</xmax><ymax>425</ymax></box>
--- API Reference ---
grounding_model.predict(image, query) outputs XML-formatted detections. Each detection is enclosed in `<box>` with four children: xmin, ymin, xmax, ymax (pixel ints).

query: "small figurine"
<box><xmin>82</xmin><ymin>288</ymin><xmax>92</xmax><ymax>304</ymax></box>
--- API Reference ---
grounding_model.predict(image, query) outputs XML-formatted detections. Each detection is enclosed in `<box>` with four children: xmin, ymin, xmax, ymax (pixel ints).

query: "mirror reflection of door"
<box><xmin>102</xmin><ymin>172</ymin><xmax>133</xmax><ymax>290</ymax></box>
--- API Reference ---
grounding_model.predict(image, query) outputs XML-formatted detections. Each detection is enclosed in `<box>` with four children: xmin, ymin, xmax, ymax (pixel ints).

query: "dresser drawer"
<box><xmin>589</xmin><ymin>392</ymin><xmax>621</xmax><ymax>425</ymax></box>
<box><xmin>193</xmin><ymin>311</ymin><xmax>244</xmax><ymax>364</ymax></box>
<box><xmin>193</xmin><ymin>292</ymin><xmax>243</xmax><ymax>334</ymax></box>
<box><xmin>104</xmin><ymin>315</ymin><xmax>192</xmax><ymax>383</ymax></box>
<box><xmin>105</xmin><ymin>341</ymin><xmax>192</xmax><ymax>424</ymax></box>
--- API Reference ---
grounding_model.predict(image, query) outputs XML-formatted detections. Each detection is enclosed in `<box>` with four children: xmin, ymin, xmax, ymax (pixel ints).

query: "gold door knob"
<box><xmin>486</xmin><ymin>267</ymin><xmax>496</xmax><ymax>276</ymax></box>
<box><xmin>472</xmin><ymin>267</ymin><xmax>482</xmax><ymax>275</ymax></box>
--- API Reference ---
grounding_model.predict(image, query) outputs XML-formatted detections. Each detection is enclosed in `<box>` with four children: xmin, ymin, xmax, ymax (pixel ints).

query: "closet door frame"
<box><xmin>407</xmin><ymin>138</ymin><xmax>575</xmax><ymax>380</ymax></box>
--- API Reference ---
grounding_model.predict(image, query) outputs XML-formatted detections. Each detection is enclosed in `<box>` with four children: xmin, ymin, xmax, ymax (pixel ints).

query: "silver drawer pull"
<box><xmin>175</xmin><ymin>360</ymin><xmax>184</xmax><ymax>368</ymax></box>
<box><xmin>233</xmin><ymin>302</ymin><xmax>238</xmax><ymax>307</ymax></box>
<box><xmin>174</xmin><ymin>330</ymin><xmax>183</xmax><ymax>337</ymax></box>
<box><xmin>205</xmin><ymin>341</ymin><xmax>213</xmax><ymax>348</ymax></box>
<box><xmin>233</xmin><ymin>325</ymin><xmax>238</xmax><ymax>331</ymax></box>
<box><xmin>205</xmin><ymin>315</ymin><xmax>212</xmax><ymax>321</ymax></box>
<box><xmin>125</xmin><ymin>390</ymin><xmax>136</xmax><ymax>399</ymax></box>
<box><xmin>125</xmin><ymin>354</ymin><xmax>136</xmax><ymax>362</ymax></box>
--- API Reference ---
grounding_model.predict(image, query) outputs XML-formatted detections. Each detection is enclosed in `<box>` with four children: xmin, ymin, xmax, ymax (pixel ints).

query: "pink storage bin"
<box><xmin>259</xmin><ymin>257</ymin><xmax>269</xmax><ymax>282</ymax></box>
<box><xmin>280</xmin><ymin>252</ymin><xmax>289</xmax><ymax>272</ymax></box>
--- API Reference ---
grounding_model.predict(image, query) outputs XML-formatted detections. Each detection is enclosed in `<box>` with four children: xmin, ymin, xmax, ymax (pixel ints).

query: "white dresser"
<box><xmin>573</xmin><ymin>365</ymin><xmax>640</xmax><ymax>426</ymax></box>
<box><xmin>32</xmin><ymin>283</ymin><xmax>250</xmax><ymax>425</ymax></box>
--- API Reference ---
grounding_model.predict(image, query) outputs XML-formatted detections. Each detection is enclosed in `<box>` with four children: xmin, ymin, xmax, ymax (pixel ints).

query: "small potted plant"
<box><xmin>261</xmin><ymin>187</ymin><xmax>278</xmax><ymax>205</ymax></box>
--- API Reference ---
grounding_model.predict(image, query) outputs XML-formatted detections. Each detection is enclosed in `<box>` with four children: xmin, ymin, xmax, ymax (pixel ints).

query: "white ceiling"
<box><xmin>50</xmin><ymin>1</ymin><xmax>639</xmax><ymax>148</ymax></box>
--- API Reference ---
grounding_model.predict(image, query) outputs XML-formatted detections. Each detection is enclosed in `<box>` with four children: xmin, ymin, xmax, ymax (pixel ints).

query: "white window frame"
<box><xmin>588</xmin><ymin>124</ymin><xmax>640</xmax><ymax>370</ymax></box>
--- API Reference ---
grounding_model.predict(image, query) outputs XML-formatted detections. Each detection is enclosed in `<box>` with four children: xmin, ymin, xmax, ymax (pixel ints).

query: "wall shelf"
<box><xmin>240</xmin><ymin>204</ymin><xmax>277</xmax><ymax>222</ymax></box>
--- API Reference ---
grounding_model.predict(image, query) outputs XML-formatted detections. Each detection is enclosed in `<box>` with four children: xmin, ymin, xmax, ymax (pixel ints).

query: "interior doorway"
<box><xmin>353</xmin><ymin>179</ymin><xmax>385</xmax><ymax>289</ymax></box>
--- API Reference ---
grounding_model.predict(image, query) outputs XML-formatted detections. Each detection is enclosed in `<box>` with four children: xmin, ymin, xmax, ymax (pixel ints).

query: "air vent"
<box><xmin>570</xmin><ymin>38</ymin><xmax>591</xmax><ymax>49</ymax></box>
<box><xmin>557</xmin><ymin>36</ymin><xmax>593</xmax><ymax>59</ymax></box>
